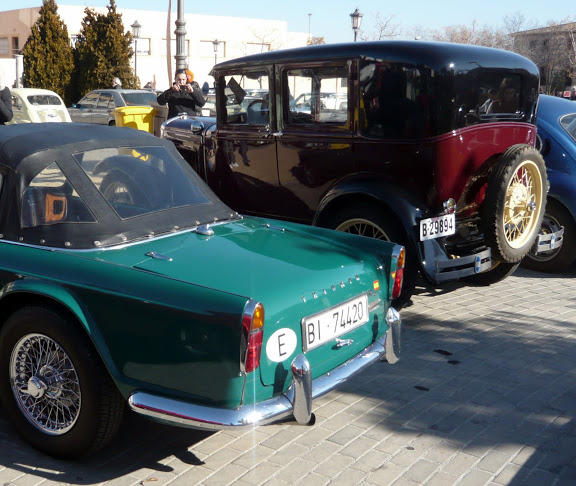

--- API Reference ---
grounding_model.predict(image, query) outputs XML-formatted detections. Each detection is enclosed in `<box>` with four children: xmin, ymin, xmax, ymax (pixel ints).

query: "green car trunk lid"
<box><xmin>127</xmin><ymin>219</ymin><xmax>391</xmax><ymax>389</ymax></box>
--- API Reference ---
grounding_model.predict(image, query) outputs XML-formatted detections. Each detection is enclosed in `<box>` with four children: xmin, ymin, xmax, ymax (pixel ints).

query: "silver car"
<box><xmin>67</xmin><ymin>89</ymin><xmax>158</xmax><ymax>125</ymax></box>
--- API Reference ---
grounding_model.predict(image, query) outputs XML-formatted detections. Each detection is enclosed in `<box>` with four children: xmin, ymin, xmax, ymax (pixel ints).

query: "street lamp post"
<box><xmin>350</xmin><ymin>8</ymin><xmax>363</xmax><ymax>42</ymax></box>
<box><xmin>212</xmin><ymin>39</ymin><xmax>221</xmax><ymax>65</ymax></box>
<box><xmin>175</xmin><ymin>0</ymin><xmax>187</xmax><ymax>71</ymax></box>
<box><xmin>131</xmin><ymin>20</ymin><xmax>141</xmax><ymax>80</ymax></box>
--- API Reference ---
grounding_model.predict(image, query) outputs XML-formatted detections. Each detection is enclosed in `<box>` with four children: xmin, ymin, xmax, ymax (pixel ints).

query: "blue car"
<box><xmin>523</xmin><ymin>94</ymin><xmax>576</xmax><ymax>272</ymax></box>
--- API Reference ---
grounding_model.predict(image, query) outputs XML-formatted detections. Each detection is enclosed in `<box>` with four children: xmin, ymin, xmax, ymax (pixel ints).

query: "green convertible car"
<box><xmin>0</xmin><ymin>123</ymin><xmax>404</xmax><ymax>458</ymax></box>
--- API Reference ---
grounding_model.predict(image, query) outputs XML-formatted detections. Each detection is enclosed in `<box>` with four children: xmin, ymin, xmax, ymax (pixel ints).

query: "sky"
<box><xmin>9</xmin><ymin>0</ymin><xmax>576</xmax><ymax>44</ymax></box>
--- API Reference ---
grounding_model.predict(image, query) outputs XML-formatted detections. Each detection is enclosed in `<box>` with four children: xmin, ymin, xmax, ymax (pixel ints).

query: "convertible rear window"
<box><xmin>73</xmin><ymin>146</ymin><xmax>211</xmax><ymax>219</ymax></box>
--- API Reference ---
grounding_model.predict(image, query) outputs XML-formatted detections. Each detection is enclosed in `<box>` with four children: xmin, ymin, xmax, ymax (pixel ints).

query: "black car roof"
<box><xmin>0</xmin><ymin>123</ymin><xmax>162</xmax><ymax>170</ymax></box>
<box><xmin>212</xmin><ymin>40</ymin><xmax>538</xmax><ymax>76</ymax></box>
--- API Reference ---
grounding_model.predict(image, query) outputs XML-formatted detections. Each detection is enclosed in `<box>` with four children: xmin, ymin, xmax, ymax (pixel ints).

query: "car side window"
<box><xmin>359</xmin><ymin>61</ymin><xmax>429</xmax><ymax>139</ymax></box>
<box><xmin>97</xmin><ymin>92</ymin><xmax>114</xmax><ymax>109</ymax></box>
<box><xmin>285</xmin><ymin>66</ymin><xmax>349</xmax><ymax>126</ymax></box>
<box><xmin>21</xmin><ymin>162</ymin><xmax>96</xmax><ymax>228</ymax></box>
<box><xmin>79</xmin><ymin>93</ymin><xmax>99</xmax><ymax>109</ymax></box>
<box><xmin>11</xmin><ymin>95</ymin><xmax>23</xmax><ymax>112</ymax></box>
<box><xmin>221</xmin><ymin>72</ymin><xmax>270</xmax><ymax>126</ymax></box>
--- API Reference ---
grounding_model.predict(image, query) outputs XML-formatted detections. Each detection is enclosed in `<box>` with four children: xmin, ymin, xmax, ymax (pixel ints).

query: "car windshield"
<box><xmin>122</xmin><ymin>92</ymin><xmax>158</xmax><ymax>106</ymax></box>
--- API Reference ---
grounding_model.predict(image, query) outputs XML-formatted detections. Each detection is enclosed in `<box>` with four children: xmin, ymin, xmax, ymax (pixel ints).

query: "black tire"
<box><xmin>322</xmin><ymin>203</ymin><xmax>417</xmax><ymax>309</ymax></box>
<box><xmin>0</xmin><ymin>307</ymin><xmax>125</xmax><ymax>459</ymax></box>
<box><xmin>521</xmin><ymin>199</ymin><xmax>576</xmax><ymax>273</ymax></box>
<box><xmin>100</xmin><ymin>170</ymin><xmax>148</xmax><ymax>207</ymax></box>
<box><xmin>462</xmin><ymin>261</ymin><xmax>520</xmax><ymax>286</ymax></box>
<box><xmin>481</xmin><ymin>145</ymin><xmax>547</xmax><ymax>263</ymax></box>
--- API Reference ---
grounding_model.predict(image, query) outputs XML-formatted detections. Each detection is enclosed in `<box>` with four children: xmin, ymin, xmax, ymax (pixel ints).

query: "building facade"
<box><xmin>512</xmin><ymin>22</ymin><xmax>576</xmax><ymax>95</ymax></box>
<box><xmin>0</xmin><ymin>5</ymin><xmax>308</xmax><ymax>93</ymax></box>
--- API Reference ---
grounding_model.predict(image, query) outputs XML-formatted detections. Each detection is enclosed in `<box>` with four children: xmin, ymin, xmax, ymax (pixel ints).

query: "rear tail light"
<box><xmin>241</xmin><ymin>300</ymin><xmax>264</xmax><ymax>373</ymax></box>
<box><xmin>390</xmin><ymin>246</ymin><xmax>405</xmax><ymax>300</ymax></box>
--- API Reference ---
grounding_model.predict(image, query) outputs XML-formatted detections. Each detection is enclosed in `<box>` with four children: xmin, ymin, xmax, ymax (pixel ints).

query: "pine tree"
<box><xmin>72</xmin><ymin>0</ymin><xmax>137</xmax><ymax>101</ymax></box>
<box><xmin>21</xmin><ymin>0</ymin><xmax>74</xmax><ymax>105</ymax></box>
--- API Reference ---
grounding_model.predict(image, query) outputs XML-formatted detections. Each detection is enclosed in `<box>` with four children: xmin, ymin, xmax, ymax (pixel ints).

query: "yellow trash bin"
<box><xmin>114</xmin><ymin>106</ymin><xmax>158</xmax><ymax>134</ymax></box>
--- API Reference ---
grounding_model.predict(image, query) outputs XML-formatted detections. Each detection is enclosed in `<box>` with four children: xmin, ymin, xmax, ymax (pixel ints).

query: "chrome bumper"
<box><xmin>532</xmin><ymin>227</ymin><xmax>564</xmax><ymax>254</ymax></box>
<box><xmin>421</xmin><ymin>238</ymin><xmax>492</xmax><ymax>283</ymax></box>
<box><xmin>128</xmin><ymin>307</ymin><xmax>401</xmax><ymax>431</ymax></box>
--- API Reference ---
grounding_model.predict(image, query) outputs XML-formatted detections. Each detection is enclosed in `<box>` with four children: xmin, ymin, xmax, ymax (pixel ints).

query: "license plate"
<box><xmin>302</xmin><ymin>294</ymin><xmax>369</xmax><ymax>352</ymax></box>
<box><xmin>420</xmin><ymin>213</ymin><xmax>456</xmax><ymax>241</ymax></box>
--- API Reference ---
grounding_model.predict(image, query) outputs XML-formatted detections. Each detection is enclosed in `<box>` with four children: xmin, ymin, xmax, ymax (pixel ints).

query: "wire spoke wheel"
<box><xmin>10</xmin><ymin>333</ymin><xmax>81</xmax><ymax>435</ymax></box>
<box><xmin>502</xmin><ymin>160</ymin><xmax>543</xmax><ymax>249</ymax></box>
<box><xmin>103</xmin><ymin>181</ymin><xmax>135</xmax><ymax>205</ymax></box>
<box><xmin>482</xmin><ymin>145</ymin><xmax>547</xmax><ymax>263</ymax></box>
<box><xmin>335</xmin><ymin>217</ymin><xmax>390</xmax><ymax>240</ymax></box>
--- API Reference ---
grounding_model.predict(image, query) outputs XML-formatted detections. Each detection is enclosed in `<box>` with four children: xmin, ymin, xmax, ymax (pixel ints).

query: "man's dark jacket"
<box><xmin>0</xmin><ymin>87</ymin><xmax>13</xmax><ymax>125</ymax></box>
<box><xmin>157</xmin><ymin>81</ymin><xmax>206</xmax><ymax>118</ymax></box>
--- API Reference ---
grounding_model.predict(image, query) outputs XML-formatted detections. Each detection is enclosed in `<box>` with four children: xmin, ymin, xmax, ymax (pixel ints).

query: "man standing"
<box><xmin>157</xmin><ymin>69</ymin><xmax>206</xmax><ymax>118</ymax></box>
<box><xmin>0</xmin><ymin>73</ymin><xmax>13</xmax><ymax>125</ymax></box>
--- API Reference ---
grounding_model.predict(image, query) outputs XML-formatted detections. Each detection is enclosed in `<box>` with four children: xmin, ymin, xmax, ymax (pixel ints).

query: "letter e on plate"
<box><xmin>266</xmin><ymin>328</ymin><xmax>297</xmax><ymax>362</ymax></box>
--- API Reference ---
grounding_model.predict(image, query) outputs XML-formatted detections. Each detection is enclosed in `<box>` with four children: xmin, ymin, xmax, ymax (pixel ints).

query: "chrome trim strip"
<box><xmin>1</xmin><ymin>219</ymin><xmax>238</xmax><ymax>253</ymax></box>
<box><xmin>128</xmin><ymin>309</ymin><xmax>400</xmax><ymax>431</ymax></box>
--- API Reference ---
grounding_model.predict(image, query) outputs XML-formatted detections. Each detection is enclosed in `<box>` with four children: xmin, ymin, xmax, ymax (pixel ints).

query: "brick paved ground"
<box><xmin>1</xmin><ymin>266</ymin><xmax>576</xmax><ymax>485</ymax></box>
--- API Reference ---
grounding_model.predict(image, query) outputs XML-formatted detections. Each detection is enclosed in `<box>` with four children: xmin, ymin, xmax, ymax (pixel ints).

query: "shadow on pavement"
<box><xmin>335</xmin><ymin>268</ymin><xmax>576</xmax><ymax>484</ymax></box>
<box><xmin>0</xmin><ymin>406</ymin><xmax>212</xmax><ymax>483</ymax></box>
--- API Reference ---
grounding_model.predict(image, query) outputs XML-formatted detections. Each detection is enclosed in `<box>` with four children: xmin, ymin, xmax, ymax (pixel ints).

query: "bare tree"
<box><xmin>359</xmin><ymin>12</ymin><xmax>402</xmax><ymax>41</ymax></box>
<box><xmin>425</xmin><ymin>20</ymin><xmax>510</xmax><ymax>49</ymax></box>
<box><xmin>237</xmin><ymin>27</ymin><xmax>283</xmax><ymax>56</ymax></box>
<box><xmin>307</xmin><ymin>36</ymin><xmax>325</xmax><ymax>45</ymax></box>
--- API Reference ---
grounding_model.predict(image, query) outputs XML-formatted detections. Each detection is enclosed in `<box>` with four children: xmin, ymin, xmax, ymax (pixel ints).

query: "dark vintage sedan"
<box><xmin>67</xmin><ymin>89</ymin><xmax>158</xmax><ymax>125</ymax></box>
<box><xmin>0</xmin><ymin>123</ymin><xmax>404</xmax><ymax>458</ymax></box>
<box><xmin>161</xmin><ymin>41</ymin><xmax>548</xmax><ymax>307</ymax></box>
<box><xmin>522</xmin><ymin>94</ymin><xmax>576</xmax><ymax>272</ymax></box>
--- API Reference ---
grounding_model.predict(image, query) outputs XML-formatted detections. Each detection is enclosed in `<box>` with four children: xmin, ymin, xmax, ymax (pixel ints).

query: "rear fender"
<box><xmin>547</xmin><ymin>169</ymin><xmax>576</xmax><ymax>220</ymax></box>
<box><xmin>314</xmin><ymin>175</ymin><xmax>430</xmax><ymax>264</ymax></box>
<box><xmin>0</xmin><ymin>279</ymin><xmax>117</xmax><ymax>380</ymax></box>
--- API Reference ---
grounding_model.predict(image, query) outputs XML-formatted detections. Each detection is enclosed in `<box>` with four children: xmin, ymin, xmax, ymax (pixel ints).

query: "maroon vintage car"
<box><xmin>161</xmin><ymin>41</ymin><xmax>547</xmax><ymax>307</ymax></box>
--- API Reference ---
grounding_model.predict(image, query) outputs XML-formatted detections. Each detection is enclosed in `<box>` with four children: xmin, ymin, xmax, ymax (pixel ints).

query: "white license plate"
<box><xmin>302</xmin><ymin>294</ymin><xmax>369</xmax><ymax>352</ymax></box>
<box><xmin>420</xmin><ymin>213</ymin><xmax>456</xmax><ymax>241</ymax></box>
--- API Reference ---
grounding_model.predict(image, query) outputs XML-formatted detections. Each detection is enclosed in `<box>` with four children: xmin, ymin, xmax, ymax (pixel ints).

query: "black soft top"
<box><xmin>0</xmin><ymin>123</ymin><xmax>237</xmax><ymax>249</ymax></box>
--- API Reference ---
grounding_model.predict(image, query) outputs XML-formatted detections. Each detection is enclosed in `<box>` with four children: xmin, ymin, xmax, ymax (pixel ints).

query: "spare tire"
<box><xmin>481</xmin><ymin>144</ymin><xmax>546</xmax><ymax>263</ymax></box>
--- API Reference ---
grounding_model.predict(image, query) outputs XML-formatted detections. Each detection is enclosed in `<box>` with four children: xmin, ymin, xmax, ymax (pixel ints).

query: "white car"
<box><xmin>9</xmin><ymin>88</ymin><xmax>71</xmax><ymax>124</ymax></box>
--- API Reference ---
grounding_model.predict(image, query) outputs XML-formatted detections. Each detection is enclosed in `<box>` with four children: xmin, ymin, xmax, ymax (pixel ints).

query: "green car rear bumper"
<box><xmin>128</xmin><ymin>307</ymin><xmax>401</xmax><ymax>430</ymax></box>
